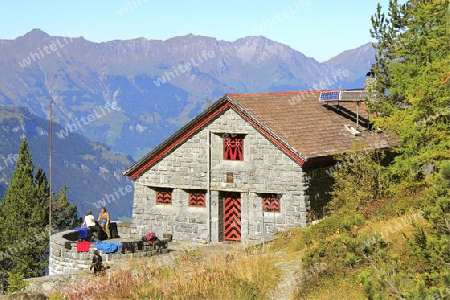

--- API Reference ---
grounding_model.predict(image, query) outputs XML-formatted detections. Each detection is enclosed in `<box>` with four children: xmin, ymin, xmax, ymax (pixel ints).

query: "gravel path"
<box><xmin>268</xmin><ymin>251</ymin><xmax>304</xmax><ymax>300</ymax></box>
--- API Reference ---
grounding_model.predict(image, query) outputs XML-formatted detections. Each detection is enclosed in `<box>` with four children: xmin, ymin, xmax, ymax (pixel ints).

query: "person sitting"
<box><xmin>83</xmin><ymin>210</ymin><xmax>103</xmax><ymax>241</ymax></box>
<box><xmin>82</xmin><ymin>210</ymin><xmax>96</xmax><ymax>227</ymax></box>
<box><xmin>89</xmin><ymin>250</ymin><xmax>104</xmax><ymax>275</ymax></box>
<box><xmin>98</xmin><ymin>207</ymin><xmax>111</xmax><ymax>239</ymax></box>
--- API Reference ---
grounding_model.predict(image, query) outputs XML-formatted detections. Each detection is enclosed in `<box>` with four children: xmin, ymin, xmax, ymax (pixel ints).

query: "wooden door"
<box><xmin>224</xmin><ymin>192</ymin><xmax>241</xmax><ymax>241</ymax></box>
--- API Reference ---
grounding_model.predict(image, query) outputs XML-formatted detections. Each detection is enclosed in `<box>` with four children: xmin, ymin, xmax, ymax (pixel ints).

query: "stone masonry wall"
<box><xmin>49</xmin><ymin>223</ymin><xmax>147</xmax><ymax>275</ymax></box>
<box><xmin>304</xmin><ymin>166</ymin><xmax>334</xmax><ymax>220</ymax></box>
<box><xmin>132</xmin><ymin>108</ymin><xmax>311</xmax><ymax>242</ymax></box>
<box><xmin>115</xmin><ymin>221</ymin><xmax>136</xmax><ymax>239</ymax></box>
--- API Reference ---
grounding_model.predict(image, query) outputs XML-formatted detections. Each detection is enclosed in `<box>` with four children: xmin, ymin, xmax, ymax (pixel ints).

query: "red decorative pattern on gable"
<box><xmin>223</xmin><ymin>136</ymin><xmax>244</xmax><ymax>160</ymax></box>
<box><xmin>230</xmin><ymin>107</ymin><xmax>306</xmax><ymax>166</ymax></box>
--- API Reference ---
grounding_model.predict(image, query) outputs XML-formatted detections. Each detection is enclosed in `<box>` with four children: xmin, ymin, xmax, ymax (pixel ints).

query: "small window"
<box><xmin>156</xmin><ymin>188</ymin><xmax>172</xmax><ymax>205</ymax></box>
<box><xmin>262</xmin><ymin>194</ymin><xmax>281</xmax><ymax>212</ymax></box>
<box><xmin>189</xmin><ymin>191</ymin><xmax>206</xmax><ymax>207</ymax></box>
<box><xmin>223</xmin><ymin>134</ymin><xmax>245</xmax><ymax>161</ymax></box>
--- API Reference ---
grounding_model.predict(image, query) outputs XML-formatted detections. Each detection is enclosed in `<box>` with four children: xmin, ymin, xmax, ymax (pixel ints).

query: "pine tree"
<box><xmin>0</xmin><ymin>138</ymin><xmax>48</xmax><ymax>278</ymax></box>
<box><xmin>35</xmin><ymin>167</ymin><xmax>49</xmax><ymax>206</ymax></box>
<box><xmin>371</xmin><ymin>0</ymin><xmax>450</xmax><ymax>181</ymax></box>
<box><xmin>52</xmin><ymin>186</ymin><xmax>81</xmax><ymax>230</ymax></box>
<box><xmin>0</xmin><ymin>138</ymin><xmax>81</xmax><ymax>280</ymax></box>
<box><xmin>365</xmin><ymin>1</ymin><xmax>450</xmax><ymax>297</ymax></box>
<box><xmin>35</xmin><ymin>167</ymin><xmax>80</xmax><ymax>230</ymax></box>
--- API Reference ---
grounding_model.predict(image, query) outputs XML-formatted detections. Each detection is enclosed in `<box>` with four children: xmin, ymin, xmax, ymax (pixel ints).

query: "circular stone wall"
<box><xmin>49</xmin><ymin>224</ymin><xmax>155</xmax><ymax>275</ymax></box>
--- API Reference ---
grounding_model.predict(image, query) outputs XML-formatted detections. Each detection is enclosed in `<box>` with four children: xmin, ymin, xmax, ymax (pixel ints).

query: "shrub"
<box><xmin>6</xmin><ymin>271</ymin><xmax>28</xmax><ymax>294</ymax></box>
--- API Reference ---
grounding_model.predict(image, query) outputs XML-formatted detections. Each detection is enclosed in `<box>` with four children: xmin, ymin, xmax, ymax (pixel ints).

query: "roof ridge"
<box><xmin>227</xmin><ymin>90</ymin><xmax>332</xmax><ymax>98</ymax></box>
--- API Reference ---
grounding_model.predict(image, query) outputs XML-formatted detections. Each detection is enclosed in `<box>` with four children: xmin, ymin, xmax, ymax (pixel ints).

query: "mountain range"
<box><xmin>0</xmin><ymin>29</ymin><xmax>376</xmax><ymax>218</ymax></box>
<box><xmin>0</xmin><ymin>29</ymin><xmax>376</xmax><ymax>158</ymax></box>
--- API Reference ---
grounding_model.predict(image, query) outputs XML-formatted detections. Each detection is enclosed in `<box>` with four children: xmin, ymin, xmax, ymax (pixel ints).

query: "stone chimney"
<box><xmin>364</xmin><ymin>77</ymin><xmax>377</xmax><ymax>92</ymax></box>
<box><xmin>364</xmin><ymin>64</ymin><xmax>377</xmax><ymax>92</ymax></box>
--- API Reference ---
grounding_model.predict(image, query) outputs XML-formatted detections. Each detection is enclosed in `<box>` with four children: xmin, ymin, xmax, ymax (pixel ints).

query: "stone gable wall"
<box><xmin>132</xmin><ymin>108</ymin><xmax>312</xmax><ymax>242</ymax></box>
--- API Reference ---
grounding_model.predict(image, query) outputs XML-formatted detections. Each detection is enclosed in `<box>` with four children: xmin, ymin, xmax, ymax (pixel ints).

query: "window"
<box><xmin>156</xmin><ymin>188</ymin><xmax>172</xmax><ymax>205</ymax></box>
<box><xmin>223</xmin><ymin>134</ymin><xmax>244</xmax><ymax>161</ymax></box>
<box><xmin>262</xmin><ymin>194</ymin><xmax>280</xmax><ymax>212</ymax></box>
<box><xmin>188</xmin><ymin>191</ymin><xmax>206</xmax><ymax>207</ymax></box>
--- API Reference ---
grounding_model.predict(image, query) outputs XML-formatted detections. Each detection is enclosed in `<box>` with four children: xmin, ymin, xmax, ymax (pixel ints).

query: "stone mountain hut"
<box><xmin>123</xmin><ymin>84</ymin><xmax>394</xmax><ymax>243</ymax></box>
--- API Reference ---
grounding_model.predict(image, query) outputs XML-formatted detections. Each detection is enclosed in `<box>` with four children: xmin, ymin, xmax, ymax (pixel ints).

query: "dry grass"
<box><xmin>51</xmin><ymin>248</ymin><xmax>281</xmax><ymax>300</ymax></box>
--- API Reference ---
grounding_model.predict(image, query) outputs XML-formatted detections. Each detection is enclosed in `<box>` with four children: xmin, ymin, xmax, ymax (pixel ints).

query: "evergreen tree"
<box><xmin>0</xmin><ymin>138</ymin><xmax>81</xmax><ymax>280</ymax></box>
<box><xmin>360</xmin><ymin>1</ymin><xmax>450</xmax><ymax>297</ymax></box>
<box><xmin>35</xmin><ymin>167</ymin><xmax>49</xmax><ymax>207</ymax></box>
<box><xmin>35</xmin><ymin>167</ymin><xmax>80</xmax><ymax>230</ymax></box>
<box><xmin>371</xmin><ymin>0</ymin><xmax>450</xmax><ymax>182</ymax></box>
<box><xmin>52</xmin><ymin>186</ymin><xmax>81</xmax><ymax>230</ymax></box>
<box><xmin>0</xmin><ymin>138</ymin><xmax>47</xmax><ymax>278</ymax></box>
<box><xmin>406</xmin><ymin>161</ymin><xmax>450</xmax><ymax>294</ymax></box>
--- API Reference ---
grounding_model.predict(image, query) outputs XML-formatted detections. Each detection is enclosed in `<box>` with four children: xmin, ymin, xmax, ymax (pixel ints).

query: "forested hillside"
<box><xmin>0</xmin><ymin>106</ymin><xmax>135</xmax><ymax>219</ymax></box>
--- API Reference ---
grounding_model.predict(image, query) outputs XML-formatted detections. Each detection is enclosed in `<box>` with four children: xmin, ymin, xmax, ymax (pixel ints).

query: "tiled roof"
<box><xmin>227</xmin><ymin>91</ymin><xmax>395</xmax><ymax>159</ymax></box>
<box><xmin>124</xmin><ymin>90</ymin><xmax>396</xmax><ymax>179</ymax></box>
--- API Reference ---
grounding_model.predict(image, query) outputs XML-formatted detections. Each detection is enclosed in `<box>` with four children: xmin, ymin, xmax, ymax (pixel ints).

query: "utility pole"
<box><xmin>49</xmin><ymin>99</ymin><xmax>53</xmax><ymax>237</ymax></box>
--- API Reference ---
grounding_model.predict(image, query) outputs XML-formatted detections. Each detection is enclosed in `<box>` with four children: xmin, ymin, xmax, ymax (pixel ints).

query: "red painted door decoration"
<box><xmin>223</xmin><ymin>137</ymin><xmax>244</xmax><ymax>160</ymax></box>
<box><xmin>224</xmin><ymin>193</ymin><xmax>241</xmax><ymax>241</ymax></box>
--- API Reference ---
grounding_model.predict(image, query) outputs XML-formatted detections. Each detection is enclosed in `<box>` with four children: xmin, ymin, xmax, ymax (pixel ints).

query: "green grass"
<box><xmin>263</xmin><ymin>188</ymin><xmax>434</xmax><ymax>299</ymax></box>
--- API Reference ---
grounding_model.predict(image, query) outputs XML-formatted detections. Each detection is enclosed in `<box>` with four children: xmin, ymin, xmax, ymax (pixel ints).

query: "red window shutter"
<box><xmin>189</xmin><ymin>191</ymin><xmax>206</xmax><ymax>206</ymax></box>
<box><xmin>263</xmin><ymin>194</ymin><xmax>280</xmax><ymax>212</ymax></box>
<box><xmin>223</xmin><ymin>136</ymin><xmax>244</xmax><ymax>160</ymax></box>
<box><xmin>156</xmin><ymin>189</ymin><xmax>172</xmax><ymax>204</ymax></box>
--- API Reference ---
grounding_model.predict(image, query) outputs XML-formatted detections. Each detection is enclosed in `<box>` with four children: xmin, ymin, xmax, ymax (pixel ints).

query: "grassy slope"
<box><xmin>48</xmin><ymin>181</ymin><xmax>443</xmax><ymax>299</ymax></box>
<box><xmin>271</xmin><ymin>214</ymin><xmax>427</xmax><ymax>299</ymax></box>
<box><xmin>264</xmin><ymin>186</ymin><xmax>433</xmax><ymax>299</ymax></box>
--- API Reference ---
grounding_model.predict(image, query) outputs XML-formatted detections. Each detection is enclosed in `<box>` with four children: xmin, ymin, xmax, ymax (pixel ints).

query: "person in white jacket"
<box><xmin>82</xmin><ymin>210</ymin><xmax>96</xmax><ymax>227</ymax></box>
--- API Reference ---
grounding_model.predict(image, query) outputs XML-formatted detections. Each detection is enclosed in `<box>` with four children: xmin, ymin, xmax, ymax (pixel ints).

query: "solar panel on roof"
<box><xmin>340</xmin><ymin>90</ymin><xmax>378</xmax><ymax>101</ymax></box>
<box><xmin>340</xmin><ymin>91</ymin><xmax>367</xmax><ymax>101</ymax></box>
<box><xmin>319</xmin><ymin>91</ymin><xmax>341</xmax><ymax>102</ymax></box>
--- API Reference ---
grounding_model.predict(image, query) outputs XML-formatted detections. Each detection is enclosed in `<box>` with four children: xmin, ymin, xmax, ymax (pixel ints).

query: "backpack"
<box><xmin>110</xmin><ymin>222</ymin><xmax>120</xmax><ymax>239</ymax></box>
<box><xmin>144</xmin><ymin>232</ymin><xmax>159</xmax><ymax>245</ymax></box>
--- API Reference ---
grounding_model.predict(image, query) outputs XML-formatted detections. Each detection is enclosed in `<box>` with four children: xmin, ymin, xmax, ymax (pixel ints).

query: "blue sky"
<box><xmin>0</xmin><ymin>0</ymin><xmax>392</xmax><ymax>62</ymax></box>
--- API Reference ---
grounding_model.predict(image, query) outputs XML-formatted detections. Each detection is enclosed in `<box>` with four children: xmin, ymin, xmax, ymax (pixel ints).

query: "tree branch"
<box><xmin>444</xmin><ymin>215</ymin><xmax>450</xmax><ymax>233</ymax></box>
<box><xmin>361</xmin><ymin>251</ymin><xmax>405</xmax><ymax>299</ymax></box>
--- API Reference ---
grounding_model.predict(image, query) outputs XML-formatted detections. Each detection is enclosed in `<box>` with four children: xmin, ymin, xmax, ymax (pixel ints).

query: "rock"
<box><xmin>40</xmin><ymin>282</ymin><xmax>55</xmax><ymax>293</ymax></box>
<box><xmin>0</xmin><ymin>292</ymin><xmax>48</xmax><ymax>300</ymax></box>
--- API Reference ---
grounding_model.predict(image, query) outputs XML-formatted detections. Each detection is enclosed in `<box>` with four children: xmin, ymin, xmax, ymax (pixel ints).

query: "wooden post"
<box><xmin>0</xmin><ymin>271</ymin><xmax>4</xmax><ymax>295</ymax></box>
<box><xmin>49</xmin><ymin>99</ymin><xmax>53</xmax><ymax>236</ymax></box>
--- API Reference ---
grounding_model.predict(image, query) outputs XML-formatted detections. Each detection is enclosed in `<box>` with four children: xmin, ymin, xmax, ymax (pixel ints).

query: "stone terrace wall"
<box><xmin>49</xmin><ymin>223</ymin><xmax>149</xmax><ymax>275</ymax></box>
<box><xmin>114</xmin><ymin>221</ymin><xmax>137</xmax><ymax>239</ymax></box>
<box><xmin>49</xmin><ymin>230</ymin><xmax>90</xmax><ymax>275</ymax></box>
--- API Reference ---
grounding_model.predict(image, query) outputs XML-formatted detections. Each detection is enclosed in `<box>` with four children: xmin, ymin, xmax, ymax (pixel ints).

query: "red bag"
<box><xmin>145</xmin><ymin>232</ymin><xmax>158</xmax><ymax>245</ymax></box>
